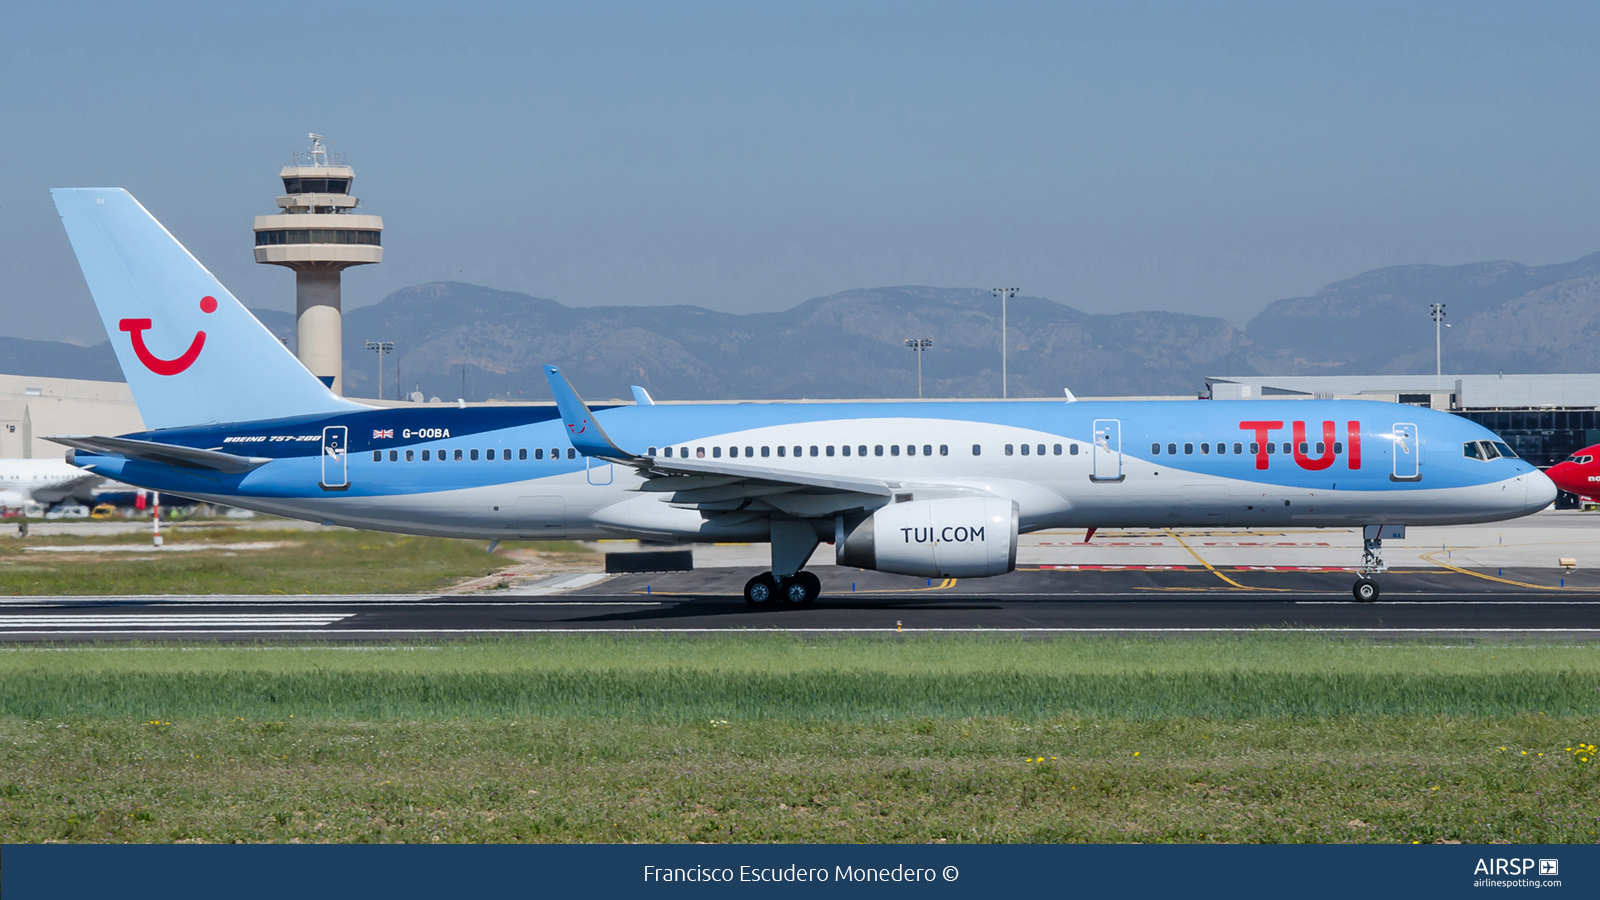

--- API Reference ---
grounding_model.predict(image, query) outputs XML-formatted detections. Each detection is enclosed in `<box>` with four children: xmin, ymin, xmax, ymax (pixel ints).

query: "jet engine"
<box><xmin>837</xmin><ymin>497</ymin><xmax>1018</xmax><ymax>578</ymax></box>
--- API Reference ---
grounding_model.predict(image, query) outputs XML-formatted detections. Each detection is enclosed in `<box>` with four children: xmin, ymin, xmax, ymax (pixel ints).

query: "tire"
<box><xmin>744</xmin><ymin>573</ymin><xmax>778</xmax><ymax>608</ymax></box>
<box><xmin>778</xmin><ymin>576</ymin><xmax>811</xmax><ymax>605</ymax></box>
<box><xmin>1353</xmin><ymin>579</ymin><xmax>1379</xmax><ymax>603</ymax></box>
<box><xmin>795</xmin><ymin>571</ymin><xmax>822</xmax><ymax>604</ymax></box>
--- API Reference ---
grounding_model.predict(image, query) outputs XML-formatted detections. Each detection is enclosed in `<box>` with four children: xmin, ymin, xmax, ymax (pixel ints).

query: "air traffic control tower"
<box><xmin>252</xmin><ymin>134</ymin><xmax>382</xmax><ymax>394</ymax></box>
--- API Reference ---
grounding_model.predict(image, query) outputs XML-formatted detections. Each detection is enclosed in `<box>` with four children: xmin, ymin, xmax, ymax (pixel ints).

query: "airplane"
<box><xmin>1545</xmin><ymin>444</ymin><xmax>1600</xmax><ymax>501</ymax></box>
<box><xmin>45</xmin><ymin>188</ymin><xmax>1556</xmax><ymax>604</ymax></box>
<box><xmin>0</xmin><ymin>458</ymin><xmax>109</xmax><ymax>510</ymax></box>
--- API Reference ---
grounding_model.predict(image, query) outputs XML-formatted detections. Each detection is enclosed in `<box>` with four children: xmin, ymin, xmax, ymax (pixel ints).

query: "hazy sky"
<box><xmin>4</xmin><ymin>1</ymin><xmax>1600</xmax><ymax>344</ymax></box>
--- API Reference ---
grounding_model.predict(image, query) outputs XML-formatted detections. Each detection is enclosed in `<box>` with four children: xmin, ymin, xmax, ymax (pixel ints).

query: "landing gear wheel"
<box><xmin>1353</xmin><ymin>578</ymin><xmax>1379</xmax><ymax>603</ymax></box>
<box><xmin>744</xmin><ymin>573</ymin><xmax>779</xmax><ymax>608</ymax></box>
<box><xmin>795</xmin><ymin>571</ymin><xmax>821</xmax><ymax>605</ymax></box>
<box><xmin>778</xmin><ymin>576</ymin><xmax>811</xmax><ymax>605</ymax></box>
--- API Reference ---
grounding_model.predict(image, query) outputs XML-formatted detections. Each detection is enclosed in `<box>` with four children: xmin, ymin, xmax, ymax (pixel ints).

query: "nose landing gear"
<box><xmin>1353</xmin><ymin>525</ymin><xmax>1403</xmax><ymax>602</ymax></box>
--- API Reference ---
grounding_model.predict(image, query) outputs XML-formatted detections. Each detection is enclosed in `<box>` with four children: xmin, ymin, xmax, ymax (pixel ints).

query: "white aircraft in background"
<box><xmin>0</xmin><ymin>459</ymin><xmax>110</xmax><ymax>509</ymax></box>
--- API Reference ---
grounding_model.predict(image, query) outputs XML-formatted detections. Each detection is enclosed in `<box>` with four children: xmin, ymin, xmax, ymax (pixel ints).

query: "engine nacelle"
<box><xmin>838</xmin><ymin>497</ymin><xmax>1018</xmax><ymax>578</ymax></box>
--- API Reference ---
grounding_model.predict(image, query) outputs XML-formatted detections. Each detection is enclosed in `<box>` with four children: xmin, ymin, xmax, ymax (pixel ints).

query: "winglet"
<box><xmin>1063</xmin><ymin>387</ymin><xmax>1078</xmax><ymax>403</ymax></box>
<box><xmin>543</xmin><ymin>365</ymin><xmax>637</xmax><ymax>460</ymax></box>
<box><xmin>631</xmin><ymin>385</ymin><xmax>655</xmax><ymax>406</ymax></box>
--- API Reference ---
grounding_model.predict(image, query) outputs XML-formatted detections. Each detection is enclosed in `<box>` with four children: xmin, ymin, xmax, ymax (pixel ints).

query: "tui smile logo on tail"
<box><xmin>568</xmin><ymin>419</ymin><xmax>588</xmax><ymax>435</ymax></box>
<box><xmin>119</xmin><ymin>296</ymin><xmax>216</xmax><ymax>376</ymax></box>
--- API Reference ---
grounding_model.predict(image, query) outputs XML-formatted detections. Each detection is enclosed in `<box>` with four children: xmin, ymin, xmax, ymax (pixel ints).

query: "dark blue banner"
<box><xmin>4</xmin><ymin>843</ymin><xmax>1594</xmax><ymax>899</ymax></box>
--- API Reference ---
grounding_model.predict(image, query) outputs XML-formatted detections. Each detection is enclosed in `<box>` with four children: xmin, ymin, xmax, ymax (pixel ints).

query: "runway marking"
<box><xmin>1163</xmin><ymin>529</ymin><xmax>1283</xmax><ymax>591</ymax></box>
<box><xmin>1419</xmin><ymin>551</ymin><xmax>1583</xmax><ymax>591</ymax></box>
<box><xmin>20</xmin><ymin>627</ymin><xmax>1584</xmax><ymax>635</ymax></box>
<box><xmin>0</xmin><ymin>614</ymin><xmax>354</xmax><ymax>628</ymax></box>
<box><xmin>633</xmin><ymin>578</ymin><xmax>959</xmax><ymax>597</ymax></box>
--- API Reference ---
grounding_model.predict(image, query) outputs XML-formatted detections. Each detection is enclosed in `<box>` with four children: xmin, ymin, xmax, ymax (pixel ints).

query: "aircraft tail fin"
<box><xmin>50</xmin><ymin>188</ymin><xmax>366</xmax><ymax>430</ymax></box>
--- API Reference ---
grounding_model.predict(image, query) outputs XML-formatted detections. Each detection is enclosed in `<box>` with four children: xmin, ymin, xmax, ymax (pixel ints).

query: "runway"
<box><xmin>3</xmin><ymin>565</ymin><xmax>1599</xmax><ymax>640</ymax></box>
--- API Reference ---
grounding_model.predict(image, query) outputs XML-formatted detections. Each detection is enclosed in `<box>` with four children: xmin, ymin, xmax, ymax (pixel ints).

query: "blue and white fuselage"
<box><xmin>46</xmin><ymin>188</ymin><xmax>1555</xmax><ymax>603</ymax></box>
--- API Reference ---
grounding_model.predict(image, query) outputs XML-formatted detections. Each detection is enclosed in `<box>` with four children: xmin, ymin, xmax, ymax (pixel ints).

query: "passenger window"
<box><xmin>777</xmin><ymin>446</ymin><xmax>786</xmax><ymax>457</ymax></box>
<box><xmin>876</xmin><ymin>445</ymin><xmax>885</xmax><ymax>457</ymax></box>
<box><xmin>1037</xmin><ymin>444</ymin><xmax>1045</xmax><ymax>456</ymax></box>
<box><xmin>697</xmin><ymin>447</ymin><xmax>706</xmax><ymax>458</ymax></box>
<box><xmin>1297</xmin><ymin>442</ymin><xmax>1307</xmax><ymax>454</ymax></box>
<box><xmin>1233</xmin><ymin>442</ymin><xmax>1243</xmax><ymax>455</ymax></box>
<box><xmin>1266</xmin><ymin>443</ymin><xmax>1275</xmax><ymax>455</ymax></box>
<box><xmin>470</xmin><ymin>449</ymin><xmax>479</xmax><ymax>460</ymax></box>
<box><xmin>1249</xmin><ymin>442</ymin><xmax>1259</xmax><ymax>454</ymax></box>
<box><xmin>373</xmin><ymin>450</ymin><xmax>381</xmax><ymax>461</ymax></box>
<box><xmin>389</xmin><ymin>450</ymin><xmax>399</xmax><ymax>461</ymax></box>
<box><xmin>713</xmin><ymin>447</ymin><xmax>722</xmax><ymax>458</ymax></box>
<box><xmin>519</xmin><ymin>449</ymin><xmax>527</xmax><ymax>460</ymax></box>
<box><xmin>423</xmin><ymin>449</ymin><xmax>431</xmax><ymax>461</ymax></box>
<box><xmin>1069</xmin><ymin>444</ymin><xmax>1078</xmax><ymax>455</ymax></box>
<box><xmin>826</xmin><ymin>445</ymin><xmax>835</xmax><ymax>457</ymax></box>
<box><xmin>488</xmin><ymin>449</ymin><xmax>497</xmax><ymax>460</ymax></box>
<box><xmin>1200</xmin><ymin>443</ymin><xmax>1209</xmax><ymax>455</ymax></box>
<box><xmin>1019</xmin><ymin>444</ymin><xmax>1029</xmax><ymax>456</ymax></box>
<box><xmin>1005</xmin><ymin>444</ymin><xmax>1014</xmax><ymax>456</ymax></box>
<box><xmin>972</xmin><ymin>444</ymin><xmax>981</xmax><ymax>456</ymax></box>
<box><xmin>940</xmin><ymin>445</ymin><xmax>949</xmax><ymax>456</ymax></box>
<box><xmin>746</xmin><ymin>446</ymin><xmax>754</xmax><ymax>457</ymax></box>
<box><xmin>1334</xmin><ymin>442</ymin><xmax>1343</xmax><ymax>454</ymax></box>
<box><xmin>1152</xmin><ymin>443</ymin><xmax>1161</xmax><ymax>454</ymax></box>
<box><xmin>810</xmin><ymin>446</ymin><xmax>819</xmax><ymax>457</ymax></box>
<box><xmin>454</xmin><ymin>449</ymin><xmax>464</xmax><ymax>461</ymax></box>
<box><xmin>1053</xmin><ymin>444</ymin><xmax>1062</xmax><ymax>455</ymax></box>
<box><xmin>567</xmin><ymin>448</ymin><xmax>576</xmax><ymax>459</ymax></box>
<box><xmin>891</xmin><ymin>445</ymin><xmax>900</xmax><ymax>456</ymax></box>
<box><xmin>534</xmin><ymin>449</ymin><xmax>543</xmax><ymax>460</ymax></box>
<box><xmin>762</xmin><ymin>446</ymin><xmax>770</xmax><ymax>457</ymax></box>
<box><xmin>842</xmin><ymin>445</ymin><xmax>851</xmax><ymax>457</ymax></box>
<box><xmin>859</xmin><ymin>445</ymin><xmax>868</xmax><ymax>456</ymax></box>
<box><xmin>1315</xmin><ymin>442</ymin><xmax>1325</xmax><ymax>454</ymax></box>
<box><xmin>794</xmin><ymin>446</ymin><xmax>802</xmax><ymax>457</ymax></box>
<box><xmin>1167</xmin><ymin>443</ymin><xmax>1177</xmax><ymax>455</ymax></box>
<box><xmin>907</xmin><ymin>445</ymin><xmax>917</xmax><ymax>456</ymax></box>
<box><xmin>406</xmin><ymin>450</ymin><xmax>415</xmax><ymax>461</ymax></box>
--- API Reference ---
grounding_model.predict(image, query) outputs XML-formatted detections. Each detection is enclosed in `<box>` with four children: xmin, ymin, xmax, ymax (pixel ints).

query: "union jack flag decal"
<box><xmin>372</xmin><ymin>429</ymin><xmax>394</xmax><ymax>439</ymax></box>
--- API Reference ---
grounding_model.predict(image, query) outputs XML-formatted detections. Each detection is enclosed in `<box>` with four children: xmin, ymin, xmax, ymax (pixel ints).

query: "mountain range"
<box><xmin>8</xmin><ymin>252</ymin><xmax>1600</xmax><ymax>401</ymax></box>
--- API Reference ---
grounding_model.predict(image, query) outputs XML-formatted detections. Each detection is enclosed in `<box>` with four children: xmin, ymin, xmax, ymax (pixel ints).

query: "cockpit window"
<box><xmin>1566</xmin><ymin>453</ymin><xmax>1593</xmax><ymax>464</ymax></box>
<box><xmin>1480</xmin><ymin>441</ymin><xmax>1502</xmax><ymax>460</ymax></box>
<box><xmin>1463</xmin><ymin>441</ymin><xmax>1485</xmax><ymax>460</ymax></box>
<box><xmin>1491</xmin><ymin>441</ymin><xmax>1517</xmax><ymax>459</ymax></box>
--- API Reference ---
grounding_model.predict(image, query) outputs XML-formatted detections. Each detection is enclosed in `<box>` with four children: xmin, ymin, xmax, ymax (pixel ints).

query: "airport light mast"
<box><xmin>253</xmin><ymin>134</ymin><xmax>383</xmax><ymax>395</ymax></box>
<box><xmin>366</xmin><ymin>341</ymin><xmax>393</xmax><ymax>400</ymax></box>
<box><xmin>1430</xmin><ymin>302</ymin><xmax>1447</xmax><ymax>387</ymax></box>
<box><xmin>990</xmin><ymin>287</ymin><xmax>1018</xmax><ymax>398</ymax></box>
<box><xmin>905</xmin><ymin>338</ymin><xmax>933</xmax><ymax>398</ymax></box>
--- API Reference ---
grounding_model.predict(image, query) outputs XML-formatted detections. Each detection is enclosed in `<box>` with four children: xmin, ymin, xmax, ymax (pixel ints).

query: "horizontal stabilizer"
<box><xmin>48</xmin><ymin>435</ymin><xmax>270</xmax><ymax>475</ymax></box>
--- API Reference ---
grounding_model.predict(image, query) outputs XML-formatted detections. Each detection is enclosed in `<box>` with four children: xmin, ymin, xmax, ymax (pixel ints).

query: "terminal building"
<box><xmin>1205</xmin><ymin>373</ymin><xmax>1600</xmax><ymax>469</ymax></box>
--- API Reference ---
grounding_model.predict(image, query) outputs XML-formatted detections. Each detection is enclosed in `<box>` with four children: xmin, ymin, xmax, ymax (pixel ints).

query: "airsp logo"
<box><xmin>1540</xmin><ymin>859</ymin><xmax>1559</xmax><ymax>877</ymax></box>
<box><xmin>1473</xmin><ymin>858</ymin><xmax>1550</xmax><ymax>876</ymax></box>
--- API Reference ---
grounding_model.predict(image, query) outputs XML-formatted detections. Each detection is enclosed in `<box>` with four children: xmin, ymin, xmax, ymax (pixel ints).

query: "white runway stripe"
<box><xmin>0</xmin><ymin>614</ymin><xmax>353</xmax><ymax>628</ymax></box>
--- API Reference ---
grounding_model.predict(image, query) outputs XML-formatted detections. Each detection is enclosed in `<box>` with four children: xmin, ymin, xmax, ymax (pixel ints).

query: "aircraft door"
<box><xmin>1090</xmin><ymin>419</ymin><xmax>1125</xmax><ymax>483</ymax></box>
<box><xmin>587</xmin><ymin>457</ymin><xmax>613</xmax><ymax>486</ymax></box>
<box><xmin>1391</xmin><ymin>423</ymin><xmax>1420</xmax><ymax>482</ymax></box>
<box><xmin>320</xmin><ymin>426</ymin><xmax>350</xmax><ymax>491</ymax></box>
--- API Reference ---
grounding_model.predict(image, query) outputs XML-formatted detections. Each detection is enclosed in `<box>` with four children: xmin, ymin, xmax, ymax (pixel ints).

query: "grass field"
<box><xmin>0</xmin><ymin>635</ymin><xmax>1597</xmax><ymax>843</ymax></box>
<box><xmin>0</xmin><ymin>526</ymin><xmax>594</xmax><ymax>595</ymax></box>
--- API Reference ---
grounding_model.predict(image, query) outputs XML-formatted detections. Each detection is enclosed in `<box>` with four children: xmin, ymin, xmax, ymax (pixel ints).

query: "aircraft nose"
<box><xmin>1527</xmin><ymin>468</ymin><xmax>1558</xmax><ymax>512</ymax></box>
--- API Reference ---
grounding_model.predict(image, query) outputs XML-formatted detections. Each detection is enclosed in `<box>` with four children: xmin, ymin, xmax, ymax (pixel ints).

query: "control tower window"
<box><xmin>282</xmin><ymin>177</ymin><xmax>348</xmax><ymax>194</ymax></box>
<box><xmin>257</xmin><ymin>230</ymin><xmax>381</xmax><ymax>246</ymax></box>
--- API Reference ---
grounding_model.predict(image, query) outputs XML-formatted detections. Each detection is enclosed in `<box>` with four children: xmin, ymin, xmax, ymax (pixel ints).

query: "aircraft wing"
<box><xmin>48</xmin><ymin>435</ymin><xmax>272</xmax><ymax>475</ymax></box>
<box><xmin>543</xmin><ymin>365</ymin><xmax>892</xmax><ymax>518</ymax></box>
<box><xmin>27</xmin><ymin>471</ymin><xmax>105</xmax><ymax>504</ymax></box>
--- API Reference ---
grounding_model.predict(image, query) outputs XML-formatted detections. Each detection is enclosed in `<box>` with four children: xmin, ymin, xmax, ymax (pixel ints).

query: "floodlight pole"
<box><xmin>1429</xmin><ymin>303</ymin><xmax>1446</xmax><ymax>388</ymax></box>
<box><xmin>905</xmin><ymin>338</ymin><xmax>933</xmax><ymax>398</ymax></box>
<box><xmin>366</xmin><ymin>341</ymin><xmax>393</xmax><ymax>400</ymax></box>
<box><xmin>991</xmin><ymin>288</ymin><xmax>1018</xmax><ymax>398</ymax></box>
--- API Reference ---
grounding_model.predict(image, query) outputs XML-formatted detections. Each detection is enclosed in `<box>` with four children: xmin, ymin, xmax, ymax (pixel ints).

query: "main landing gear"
<box><xmin>744</xmin><ymin>518</ymin><xmax>824</xmax><ymax>609</ymax></box>
<box><xmin>1352</xmin><ymin>525</ymin><xmax>1403</xmax><ymax>603</ymax></box>
<box><xmin>744</xmin><ymin>571</ymin><xmax>820</xmax><ymax>608</ymax></box>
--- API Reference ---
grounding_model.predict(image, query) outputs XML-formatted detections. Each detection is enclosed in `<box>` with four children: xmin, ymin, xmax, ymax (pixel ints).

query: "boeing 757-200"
<box><xmin>46</xmin><ymin>188</ymin><xmax>1555</xmax><ymax>604</ymax></box>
